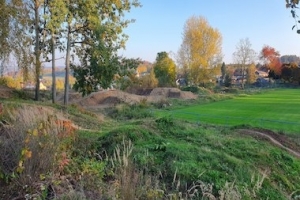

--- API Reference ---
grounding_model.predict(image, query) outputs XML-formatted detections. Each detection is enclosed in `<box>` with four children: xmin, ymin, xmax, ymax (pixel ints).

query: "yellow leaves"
<box><xmin>180</xmin><ymin>15</ymin><xmax>222</xmax><ymax>84</ymax></box>
<box><xmin>17</xmin><ymin>160</ymin><xmax>24</xmax><ymax>173</ymax></box>
<box><xmin>136</xmin><ymin>64</ymin><xmax>148</xmax><ymax>74</ymax></box>
<box><xmin>32</xmin><ymin>129</ymin><xmax>38</xmax><ymax>136</ymax></box>
<box><xmin>22</xmin><ymin>148</ymin><xmax>32</xmax><ymax>159</ymax></box>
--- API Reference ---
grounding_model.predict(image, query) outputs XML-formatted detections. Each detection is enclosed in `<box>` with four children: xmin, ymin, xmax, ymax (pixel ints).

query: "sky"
<box><xmin>118</xmin><ymin>0</ymin><xmax>300</xmax><ymax>64</ymax></box>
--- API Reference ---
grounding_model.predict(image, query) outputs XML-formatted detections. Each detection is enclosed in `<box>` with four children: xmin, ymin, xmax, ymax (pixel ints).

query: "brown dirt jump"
<box><xmin>75</xmin><ymin>87</ymin><xmax>198</xmax><ymax>107</ymax></box>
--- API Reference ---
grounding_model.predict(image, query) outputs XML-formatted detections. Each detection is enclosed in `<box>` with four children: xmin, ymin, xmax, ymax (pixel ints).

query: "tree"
<box><xmin>246</xmin><ymin>63</ymin><xmax>257</xmax><ymax>85</ymax></box>
<box><xmin>286</xmin><ymin>0</ymin><xmax>300</xmax><ymax>33</ymax></box>
<box><xmin>221</xmin><ymin>62</ymin><xmax>226</xmax><ymax>85</ymax></box>
<box><xmin>224</xmin><ymin>72</ymin><xmax>232</xmax><ymax>87</ymax></box>
<box><xmin>65</xmin><ymin>0</ymin><xmax>140</xmax><ymax>103</ymax></box>
<box><xmin>46</xmin><ymin>0</ymin><xmax>68</xmax><ymax>103</ymax></box>
<box><xmin>140</xmin><ymin>68</ymin><xmax>158</xmax><ymax>88</ymax></box>
<box><xmin>0</xmin><ymin>0</ymin><xmax>10</xmax><ymax>76</ymax></box>
<box><xmin>233</xmin><ymin>38</ymin><xmax>256</xmax><ymax>89</ymax></box>
<box><xmin>153</xmin><ymin>52</ymin><xmax>176</xmax><ymax>87</ymax></box>
<box><xmin>178</xmin><ymin>16</ymin><xmax>222</xmax><ymax>86</ymax></box>
<box><xmin>72</xmin><ymin>25</ymin><xmax>141</xmax><ymax>96</ymax></box>
<box><xmin>177</xmin><ymin>42</ymin><xmax>191</xmax><ymax>84</ymax></box>
<box><xmin>259</xmin><ymin>45</ymin><xmax>282</xmax><ymax>76</ymax></box>
<box><xmin>0</xmin><ymin>1</ymin><xmax>32</xmax><ymax>80</ymax></box>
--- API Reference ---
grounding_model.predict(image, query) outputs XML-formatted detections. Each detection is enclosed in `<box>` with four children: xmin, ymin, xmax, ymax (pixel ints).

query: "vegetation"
<box><xmin>1</xmin><ymin>1</ymin><xmax>300</xmax><ymax>199</ymax></box>
<box><xmin>0</xmin><ymin>0</ymin><xmax>141</xmax><ymax>104</ymax></box>
<box><xmin>177</xmin><ymin>16</ymin><xmax>222</xmax><ymax>86</ymax></box>
<box><xmin>1</xmin><ymin>88</ymin><xmax>300</xmax><ymax>199</ymax></box>
<box><xmin>153</xmin><ymin>52</ymin><xmax>176</xmax><ymax>87</ymax></box>
<box><xmin>232</xmin><ymin>38</ymin><xmax>256</xmax><ymax>89</ymax></box>
<box><xmin>155</xmin><ymin>89</ymin><xmax>300</xmax><ymax>134</ymax></box>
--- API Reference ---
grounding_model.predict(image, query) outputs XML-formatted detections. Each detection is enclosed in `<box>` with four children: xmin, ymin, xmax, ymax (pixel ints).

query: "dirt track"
<box><xmin>238</xmin><ymin>129</ymin><xmax>300</xmax><ymax>158</ymax></box>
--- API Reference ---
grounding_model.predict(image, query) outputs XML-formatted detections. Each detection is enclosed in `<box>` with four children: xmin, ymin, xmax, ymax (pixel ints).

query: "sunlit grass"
<box><xmin>155</xmin><ymin>89</ymin><xmax>300</xmax><ymax>133</ymax></box>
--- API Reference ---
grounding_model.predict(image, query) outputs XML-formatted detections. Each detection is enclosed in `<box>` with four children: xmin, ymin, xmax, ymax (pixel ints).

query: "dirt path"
<box><xmin>238</xmin><ymin>129</ymin><xmax>300</xmax><ymax>158</ymax></box>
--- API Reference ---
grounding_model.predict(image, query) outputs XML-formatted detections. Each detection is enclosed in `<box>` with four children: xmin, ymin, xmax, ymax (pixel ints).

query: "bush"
<box><xmin>0</xmin><ymin>104</ymin><xmax>76</xmax><ymax>199</ymax></box>
<box><xmin>181</xmin><ymin>86</ymin><xmax>199</xmax><ymax>93</ymax></box>
<box><xmin>0</xmin><ymin>76</ymin><xmax>22</xmax><ymax>89</ymax></box>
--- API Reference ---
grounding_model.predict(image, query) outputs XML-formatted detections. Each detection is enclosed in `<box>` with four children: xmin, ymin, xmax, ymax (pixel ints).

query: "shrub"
<box><xmin>181</xmin><ymin>86</ymin><xmax>199</xmax><ymax>93</ymax></box>
<box><xmin>0</xmin><ymin>104</ymin><xmax>76</xmax><ymax>199</ymax></box>
<box><xmin>0</xmin><ymin>76</ymin><xmax>22</xmax><ymax>89</ymax></box>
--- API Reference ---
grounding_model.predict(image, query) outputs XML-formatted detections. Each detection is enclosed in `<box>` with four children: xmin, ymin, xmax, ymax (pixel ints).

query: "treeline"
<box><xmin>269</xmin><ymin>63</ymin><xmax>300</xmax><ymax>84</ymax></box>
<box><xmin>0</xmin><ymin>0</ymin><xmax>141</xmax><ymax>104</ymax></box>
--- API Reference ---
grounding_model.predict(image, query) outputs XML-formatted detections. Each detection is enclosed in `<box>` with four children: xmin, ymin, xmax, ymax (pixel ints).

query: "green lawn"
<box><xmin>155</xmin><ymin>89</ymin><xmax>300</xmax><ymax>134</ymax></box>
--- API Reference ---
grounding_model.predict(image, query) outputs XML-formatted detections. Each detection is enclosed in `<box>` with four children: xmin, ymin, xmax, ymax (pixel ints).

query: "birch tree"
<box><xmin>233</xmin><ymin>38</ymin><xmax>256</xmax><ymax>89</ymax></box>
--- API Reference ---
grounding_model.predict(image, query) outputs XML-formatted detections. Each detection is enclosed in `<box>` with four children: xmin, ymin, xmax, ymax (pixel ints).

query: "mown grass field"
<box><xmin>155</xmin><ymin>89</ymin><xmax>300</xmax><ymax>134</ymax></box>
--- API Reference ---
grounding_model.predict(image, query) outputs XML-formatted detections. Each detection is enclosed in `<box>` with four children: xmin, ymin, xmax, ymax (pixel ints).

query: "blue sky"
<box><xmin>118</xmin><ymin>0</ymin><xmax>300</xmax><ymax>64</ymax></box>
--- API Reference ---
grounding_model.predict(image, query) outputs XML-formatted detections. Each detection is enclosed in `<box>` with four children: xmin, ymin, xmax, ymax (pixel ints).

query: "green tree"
<box><xmin>153</xmin><ymin>52</ymin><xmax>176</xmax><ymax>87</ymax></box>
<box><xmin>72</xmin><ymin>26</ymin><xmax>141</xmax><ymax>96</ymax></box>
<box><xmin>221</xmin><ymin>62</ymin><xmax>226</xmax><ymax>84</ymax></box>
<box><xmin>178</xmin><ymin>16</ymin><xmax>222</xmax><ymax>86</ymax></box>
<box><xmin>0</xmin><ymin>0</ymin><xmax>10</xmax><ymax>76</ymax></box>
<box><xmin>45</xmin><ymin>0</ymin><xmax>68</xmax><ymax>103</ymax></box>
<box><xmin>0</xmin><ymin>1</ymin><xmax>32</xmax><ymax>80</ymax></box>
<box><xmin>65</xmin><ymin>0</ymin><xmax>140</xmax><ymax>102</ymax></box>
<box><xmin>233</xmin><ymin>38</ymin><xmax>256</xmax><ymax>89</ymax></box>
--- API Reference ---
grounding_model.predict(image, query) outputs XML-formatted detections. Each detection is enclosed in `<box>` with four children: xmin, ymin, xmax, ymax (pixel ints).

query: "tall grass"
<box><xmin>0</xmin><ymin>103</ymin><xmax>76</xmax><ymax>199</ymax></box>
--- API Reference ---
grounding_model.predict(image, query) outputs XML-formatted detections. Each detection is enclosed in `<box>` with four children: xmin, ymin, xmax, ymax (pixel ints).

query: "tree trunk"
<box><xmin>51</xmin><ymin>32</ymin><xmax>56</xmax><ymax>103</ymax></box>
<box><xmin>241</xmin><ymin>65</ymin><xmax>245</xmax><ymax>89</ymax></box>
<box><xmin>34</xmin><ymin>0</ymin><xmax>41</xmax><ymax>101</ymax></box>
<box><xmin>64</xmin><ymin>24</ymin><xmax>70</xmax><ymax>106</ymax></box>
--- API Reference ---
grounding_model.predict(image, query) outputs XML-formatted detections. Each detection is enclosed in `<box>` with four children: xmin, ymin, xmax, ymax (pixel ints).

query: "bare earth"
<box><xmin>72</xmin><ymin>87</ymin><xmax>198</xmax><ymax>108</ymax></box>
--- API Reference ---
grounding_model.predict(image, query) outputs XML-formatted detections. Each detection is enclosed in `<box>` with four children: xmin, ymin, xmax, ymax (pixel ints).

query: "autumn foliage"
<box><xmin>260</xmin><ymin>45</ymin><xmax>282</xmax><ymax>75</ymax></box>
<box><xmin>0</xmin><ymin>105</ymin><xmax>76</xmax><ymax>199</ymax></box>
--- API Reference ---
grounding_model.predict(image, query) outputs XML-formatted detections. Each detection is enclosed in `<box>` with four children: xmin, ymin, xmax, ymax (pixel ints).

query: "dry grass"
<box><xmin>0</xmin><ymin>103</ymin><xmax>76</xmax><ymax>199</ymax></box>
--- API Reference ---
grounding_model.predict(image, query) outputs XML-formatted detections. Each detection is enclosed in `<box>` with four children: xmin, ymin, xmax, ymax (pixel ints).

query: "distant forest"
<box><xmin>280</xmin><ymin>55</ymin><xmax>300</xmax><ymax>64</ymax></box>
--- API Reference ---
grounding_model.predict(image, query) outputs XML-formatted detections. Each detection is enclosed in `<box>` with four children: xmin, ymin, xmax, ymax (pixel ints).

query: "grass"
<box><xmin>2</xmin><ymin>87</ymin><xmax>300</xmax><ymax>199</ymax></box>
<box><xmin>154</xmin><ymin>88</ymin><xmax>300</xmax><ymax>134</ymax></box>
<box><xmin>94</xmin><ymin>117</ymin><xmax>300</xmax><ymax>199</ymax></box>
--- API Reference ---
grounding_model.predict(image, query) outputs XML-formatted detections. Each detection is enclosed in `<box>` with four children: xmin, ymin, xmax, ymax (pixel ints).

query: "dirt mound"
<box><xmin>76</xmin><ymin>88</ymin><xmax>198</xmax><ymax>107</ymax></box>
<box><xmin>150</xmin><ymin>87</ymin><xmax>197</xmax><ymax>100</ymax></box>
<box><xmin>238</xmin><ymin>128</ymin><xmax>300</xmax><ymax>158</ymax></box>
<box><xmin>0</xmin><ymin>85</ymin><xmax>14</xmax><ymax>99</ymax></box>
<box><xmin>77</xmin><ymin>90</ymin><xmax>145</xmax><ymax>107</ymax></box>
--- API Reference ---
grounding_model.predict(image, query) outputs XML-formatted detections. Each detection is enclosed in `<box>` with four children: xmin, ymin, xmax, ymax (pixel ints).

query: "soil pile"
<box><xmin>76</xmin><ymin>87</ymin><xmax>198</xmax><ymax>107</ymax></box>
<box><xmin>150</xmin><ymin>87</ymin><xmax>197</xmax><ymax>100</ymax></box>
<box><xmin>78</xmin><ymin>90</ymin><xmax>144</xmax><ymax>107</ymax></box>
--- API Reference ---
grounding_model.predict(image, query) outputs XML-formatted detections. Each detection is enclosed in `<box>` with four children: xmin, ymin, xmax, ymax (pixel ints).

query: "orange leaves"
<box><xmin>260</xmin><ymin>45</ymin><xmax>282</xmax><ymax>75</ymax></box>
<box><xmin>22</xmin><ymin>148</ymin><xmax>32</xmax><ymax>159</ymax></box>
<box><xmin>55</xmin><ymin>119</ymin><xmax>76</xmax><ymax>138</ymax></box>
<box><xmin>58</xmin><ymin>152</ymin><xmax>70</xmax><ymax>172</ymax></box>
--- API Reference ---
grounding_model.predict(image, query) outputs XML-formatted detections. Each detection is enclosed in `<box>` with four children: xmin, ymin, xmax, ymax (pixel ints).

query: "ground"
<box><xmin>1</xmin><ymin>85</ymin><xmax>300</xmax><ymax>159</ymax></box>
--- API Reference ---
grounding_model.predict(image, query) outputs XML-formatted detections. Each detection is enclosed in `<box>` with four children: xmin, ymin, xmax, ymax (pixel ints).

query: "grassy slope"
<box><xmin>155</xmin><ymin>89</ymin><xmax>300</xmax><ymax>134</ymax></box>
<box><xmin>90</xmin><ymin>116</ymin><xmax>300</xmax><ymax>199</ymax></box>
<box><xmin>2</xmin><ymin>89</ymin><xmax>300</xmax><ymax>199</ymax></box>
